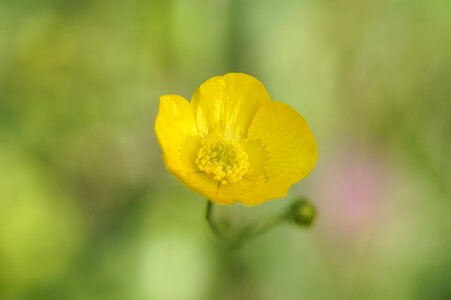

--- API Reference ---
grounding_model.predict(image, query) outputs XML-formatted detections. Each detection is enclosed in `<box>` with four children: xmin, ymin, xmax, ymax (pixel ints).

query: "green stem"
<box><xmin>205</xmin><ymin>200</ymin><xmax>290</xmax><ymax>247</ymax></box>
<box><xmin>233</xmin><ymin>213</ymin><xmax>287</xmax><ymax>248</ymax></box>
<box><xmin>206</xmin><ymin>200</ymin><xmax>223</xmax><ymax>238</ymax></box>
<box><xmin>247</xmin><ymin>214</ymin><xmax>287</xmax><ymax>240</ymax></box>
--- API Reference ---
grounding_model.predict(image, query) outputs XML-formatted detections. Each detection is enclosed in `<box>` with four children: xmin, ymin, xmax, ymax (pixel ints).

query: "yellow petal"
<box><xmin>170</xmin><ymin>169</ymin><xmax>256</xmax><ymax>205</ymax></box>
<box><xmin>155</xmin><ymin>95</ymin><xmax>199</xmax><ymax>173</ymax></box>
<box><xmin>241</xmin><ymin>139</ymin><xmax>268</xmax><ymax>182</ymax></box>
<box><xmin>191</xmin><ymin>73</ymin><xmax>271</xmax><ymax>138</ymax></box>
<box><xmin>245</xmin><ymin>101</ymin><xmax>319</xmax><ymax>204</ymax></box>
<box><xmin>155</xmin><ymin>96</ymin><xmax>218</xmax><ymax>198</ymax></box>
<box><xmin>171</xmin><ymin>170</ymin><xmax>223</xmax><ymax>202</ymax></box>
<box><xmin>217</xmin><ymin>178</ymin><xmax>258</xmax><ymax>204</ymax></box>
<box><xmin>248</xmin><ymin>173</ymin><xmax>302</xmax><ymax>205</ymax></box>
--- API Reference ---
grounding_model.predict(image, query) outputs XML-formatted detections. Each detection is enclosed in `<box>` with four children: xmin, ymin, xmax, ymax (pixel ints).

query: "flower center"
<box><xmin>196</xmin><ymin>137</ymin><xmax>249</xmax><ymax>184</ymax></box>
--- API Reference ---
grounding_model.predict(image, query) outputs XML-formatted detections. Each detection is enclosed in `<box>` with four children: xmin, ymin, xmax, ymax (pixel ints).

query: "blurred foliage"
<box><xmin>0</xmin><ymin>0</ymin><xmax>450</xmax><ymax>299</ymax></box>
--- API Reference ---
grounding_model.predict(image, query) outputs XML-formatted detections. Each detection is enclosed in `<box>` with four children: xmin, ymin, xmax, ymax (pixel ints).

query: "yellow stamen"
<box><xmin>196</xmin><ymin>137</ymin><xmax>249</xmax><ymax>184</ymax></box>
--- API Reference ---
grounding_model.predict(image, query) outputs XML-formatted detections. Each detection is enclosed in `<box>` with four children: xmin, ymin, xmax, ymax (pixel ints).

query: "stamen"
<box><xmin>196</xmin><ymin>137</ymin><xmax>249</xmax><ymax>184</ymax></box>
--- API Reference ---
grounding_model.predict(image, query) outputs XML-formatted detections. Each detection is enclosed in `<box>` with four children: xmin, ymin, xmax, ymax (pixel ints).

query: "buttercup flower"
<box><xmin>155</xmin><ymin>73</ymin><xmax>318</xmax><ymax>205</ymax></box>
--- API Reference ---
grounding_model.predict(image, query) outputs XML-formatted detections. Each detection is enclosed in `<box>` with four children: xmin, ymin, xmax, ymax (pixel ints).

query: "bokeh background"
<box><xmin>1</xmin><ymin>0</ymin><xmax>450</xmax><ymax>299</ymax></box>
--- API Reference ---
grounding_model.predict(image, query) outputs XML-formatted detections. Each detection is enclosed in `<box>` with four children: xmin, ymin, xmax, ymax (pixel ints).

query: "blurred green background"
<box><xmin>1</xmin><ymin>0</ymin><xmax>450</xmax><ymax>299</ymax></box>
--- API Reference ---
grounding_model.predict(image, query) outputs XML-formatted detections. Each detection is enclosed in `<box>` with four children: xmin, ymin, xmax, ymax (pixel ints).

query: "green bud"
<box><xmin>288</xmin><ymin>198</ymin><xmax>317</xmax><ymax>227</ymax></box>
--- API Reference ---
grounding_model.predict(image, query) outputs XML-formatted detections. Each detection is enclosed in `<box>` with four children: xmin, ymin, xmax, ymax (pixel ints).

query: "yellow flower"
<box><xmin>155</xmin><ymin>73</ymin><xmax>318</xmax><ymax>206</ymax></box>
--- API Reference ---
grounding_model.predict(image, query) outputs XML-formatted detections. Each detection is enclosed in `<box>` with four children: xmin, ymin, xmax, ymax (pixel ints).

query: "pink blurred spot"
<box><xmin>312</xmin><ymin>144</ymin><xmax>391</xmax><ymax>237</ymax></box>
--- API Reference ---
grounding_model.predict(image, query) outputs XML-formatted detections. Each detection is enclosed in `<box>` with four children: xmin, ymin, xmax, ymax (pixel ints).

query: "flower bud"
<box><xmin>288</xmin><ymin>198</ymin><xmax>317</xmax><ymax>227</ymax></box>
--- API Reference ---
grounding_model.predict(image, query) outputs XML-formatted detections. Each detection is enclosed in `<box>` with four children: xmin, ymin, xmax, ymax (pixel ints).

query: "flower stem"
<box><xmin>206</xmin><ymin>200</ymin><xmax>223</xmax><ymax>238</ymax></box>
<box><xmin>205</xmin><ymin>199</ymin><xmax>291</xmax><ymax>249</ymax></box>
<box><xmin>243</xmin><ymin>213</ymin><xmax>287</xmax><ymax>242</ymax></box>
